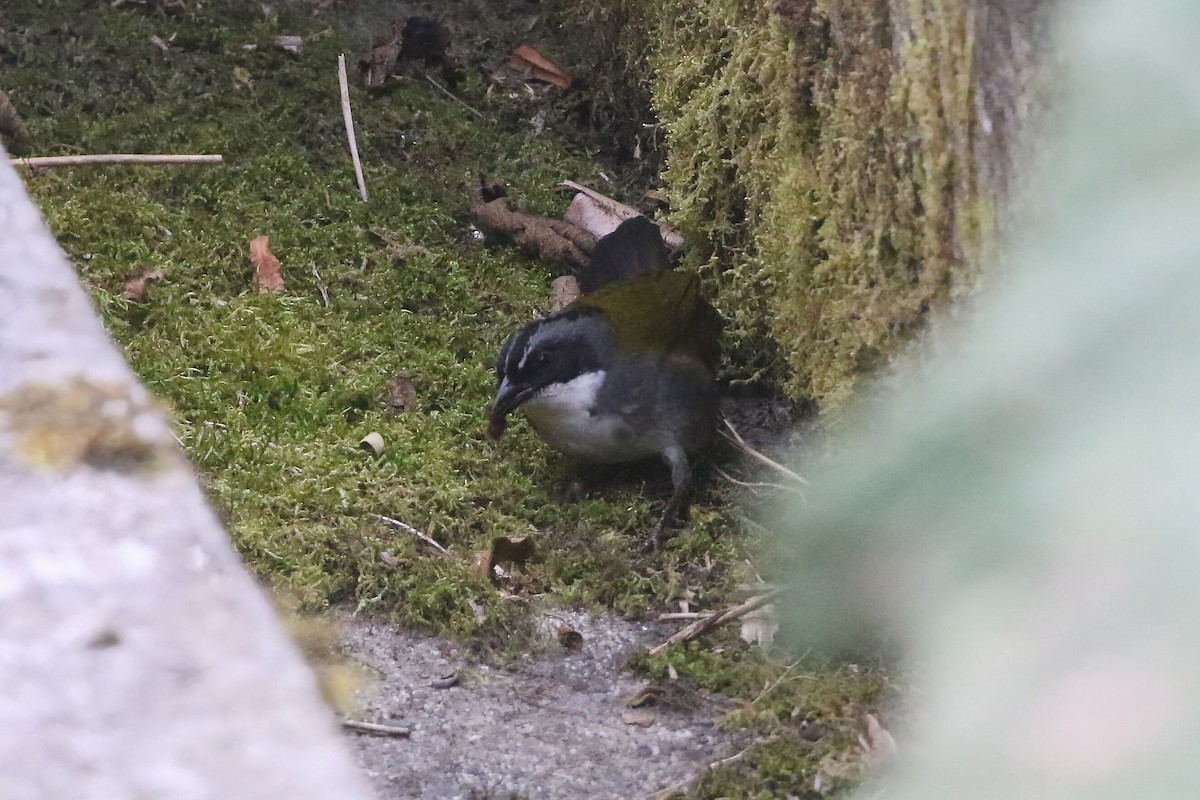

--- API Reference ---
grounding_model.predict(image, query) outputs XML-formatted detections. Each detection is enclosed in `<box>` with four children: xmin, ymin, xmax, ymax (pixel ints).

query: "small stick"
<box><xmin>341</xmin><ymin>719</ymin><xmax>411</xmax><ymax>737</ymax></box>
<box><xmin>647</xmin><ymin>739</ymin><xmax>766</xmax><ymax>800</ymax></box>
<box><xmin>370</xmin><ymin>513</ymin><xmax>452</xmax><ymax>558</ymax></box>
<box><xmin>337</xmin><ymin>53</ymin><xmax>368</xmax><ymax>201</ymax></box>
<box><xmin>656</xmin><ymin>612</ymin><xmax>710</xmax><ymax>621</ymax></box>
<box><xmin>749</xmin><ymin>655</ymin><xmax>808</xmax><ymax>707</ymax></box>
<box><xmin>720</xmin><ymin>417</ymin><xmax>809</xmax><ymax>486</ymax></box>
<box><xmin>11</xmin><ymin>154</ymin><xmax>223</xmax><ymax>168</ymax></box>
<box><xmin>418</xmin><ymin>68</ymin><xmax>484</xmax><ymax>119</ymax></box>
<box><xmin>310</xmin><ymin>264</ymin><xmax>330</xmax><ymax>307</ymax></box>
<box><xmin>648</xmin><ymin>590</ymin><xmax>779</xmax><ymax>657</ymax></box>
<box><xmin>714</xmin><ymin>465</ymin><xmax>797</xmax><ymax>493</ymax></box>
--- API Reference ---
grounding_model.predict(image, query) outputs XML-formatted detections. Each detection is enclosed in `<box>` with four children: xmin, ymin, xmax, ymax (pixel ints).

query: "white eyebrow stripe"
<box><xmin>516</xmin><ymin>323</ymin><xmax>547</xmax><ymax>371</ymax></box>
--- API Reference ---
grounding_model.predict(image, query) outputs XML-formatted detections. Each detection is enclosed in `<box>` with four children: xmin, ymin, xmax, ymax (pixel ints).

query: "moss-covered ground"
<box><xmin>2</xmin><ymin>0</ymin><xmax>892</xmax><ymax>795</ymax></box>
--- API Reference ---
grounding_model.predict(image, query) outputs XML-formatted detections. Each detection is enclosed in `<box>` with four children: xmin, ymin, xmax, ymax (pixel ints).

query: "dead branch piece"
<box><xmin>656</xmin><ymin>612</ymin><xmax>709</xmax><ymax>621</ymax></box>
<box><xmin>648</xmin><ymin>590</ymin><xmax>780</xmax><ymax>657</ymax></box>
<box><xmin>714</xmin><ymin>466</ymin><xmax>794</xmax><ymax>493</ymax></box>
<box><xmin>361</xmin><ymin>41</ymin><xmax>400</xmax><ymax>89</ymax></box>
<box><xmin>341</xmin><ymin>719</ymin><xmax>411</xmax><ymax>738</ymax></box>
<box><xmin>473</xmin><ymin>198</ymin><xmax>595</xmax><ymax>268</ymax></box>
<box><xmin>720</xmin><ymin>417</ymin><xmax>809</xmax><ymax>486</ymax></box>
<box><xmin>647</xmin><ymin>739</ymin><xmax>766</xmax><ymax>800</ymax></box>
<box><xmin>11</xmin><ymin>154</ymin><xmax>223</xmax><ymax>168</ymax></box>
<box><xmin>560</xmin><ymin>180</ymin><xmax>684</xmax><ymax>248</ymax></box>
<box><xmin>338</xmin><ymin>53</ymin><xmax>369</xmax><ymax>202</ymax></box>
<box><xmin>549</xmin><ymin>275</ymin><xmax>581</xmax><ymax>312</ymax></box>
<box><xmin>370</xmin><ymin>513</ymin><xmax>452</xmax><ymax>559</ymax></box>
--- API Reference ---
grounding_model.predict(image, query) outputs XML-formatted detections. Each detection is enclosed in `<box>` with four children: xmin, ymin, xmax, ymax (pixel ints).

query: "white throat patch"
<box><xmin>520</xmin><ymin>371</ymin><xmax>657</xmax><ymax>463</ymax></box>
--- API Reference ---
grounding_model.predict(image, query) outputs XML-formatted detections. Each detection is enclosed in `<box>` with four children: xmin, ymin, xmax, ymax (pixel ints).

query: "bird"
<box><xmin>487</xmin><ymin>215</ymin><xmax>721</xmax><ymax>546</ymax></box>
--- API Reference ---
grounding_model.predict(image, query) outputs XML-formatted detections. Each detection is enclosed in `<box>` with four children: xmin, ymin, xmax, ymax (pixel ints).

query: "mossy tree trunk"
<box><xmin>573</xmin><ymin>0</ymin><xmax>1046</xmax><ymax>409</ymax></box>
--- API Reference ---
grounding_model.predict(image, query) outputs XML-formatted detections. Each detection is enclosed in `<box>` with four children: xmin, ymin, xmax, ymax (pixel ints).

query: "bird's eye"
<box><xmin>537</xmin><ymin>351</ymin><xmax>551</xmax><ymax>366</ymax></box>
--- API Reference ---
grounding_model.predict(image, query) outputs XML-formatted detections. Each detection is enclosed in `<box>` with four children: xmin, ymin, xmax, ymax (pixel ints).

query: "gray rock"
<box><xmin>0</xmin><ymin>149</ymin><xmax>373</xmax><ymax>800</ymax></box>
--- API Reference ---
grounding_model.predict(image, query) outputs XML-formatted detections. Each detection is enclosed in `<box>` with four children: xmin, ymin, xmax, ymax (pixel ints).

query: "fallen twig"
<box><xmin>473</xmin><ymin>197</ymin><xmax>594</xmax><ymax>267</ymax></box>
<box><xmin>749</xmin><ymin>655</ymin><xmax>808</xmax><ymax>707</ymax></box>
<box><xmin>418</xmin><ymin>68</ymin><xmax>484</xmax><ymax>119</ymax></box>
<box><xmin>648</xmin><ymin>590</ymin><xmax>780</xmax><ymax>657</ymax></box>
<box><xmin>341</xmin><ymin>719</ymin><xmax>411</xmax><ymax>737</ymax></box>
<box><xmin>11</xmin><ymin>154</ymin><xmax>223</xmax><ymax>168</ymax></box>
<box><xmin>656</xmin><ymin>612</ymin><xmax>710</xmax><ymax>621</ymax></box>
<box><xmin>338</xmin><ymin>53</ymin><xmax>368</xmax><ymax>202</ymax></box>
<box><xmin>720</xmin><ymin>417</ymin><xmax>809</xmax><ymax>486</ymax></box>
<box><xmin>647</xmin><ymin>739</ymin><xmax>767</xmax><ymax>800</ymax></box>
<box><xmin>714</xmin><ymin>465</ymin><xmax>796</xmax><ymax>493</ymax></box>
<box><xmin>371</xmin><ymin>513</ymin><xmax>452</xmax><ymax>559</ymax></box>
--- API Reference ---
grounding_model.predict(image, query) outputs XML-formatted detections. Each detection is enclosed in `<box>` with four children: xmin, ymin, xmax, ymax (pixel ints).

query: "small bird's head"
<box><xmin>488</xmin><ymin>308</ymin><xmax>614</xmax><ymax>433</ymax></box>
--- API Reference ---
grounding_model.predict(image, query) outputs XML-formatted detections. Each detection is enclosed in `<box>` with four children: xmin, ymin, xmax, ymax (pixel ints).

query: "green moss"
<box><xmin>632</xmin><ymin>641</ymin><xmax>894</xmax><ymax>799</ymax></box>
<box><xmin>4</xmin><ymin>0</ymin><xmax>746</xmax><ymax>639</ymax></box>
<box><xmin>572</xmin><ymin>0</ymin><xmax>1028</xmax><ymax>411</ymax></box>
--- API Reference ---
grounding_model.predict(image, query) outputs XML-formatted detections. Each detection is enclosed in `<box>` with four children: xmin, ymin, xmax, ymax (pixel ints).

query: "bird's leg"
<box><xmin>649</xmin><ymin>446</ymin><xmax>691</xmax><ymax>549</ymax></box>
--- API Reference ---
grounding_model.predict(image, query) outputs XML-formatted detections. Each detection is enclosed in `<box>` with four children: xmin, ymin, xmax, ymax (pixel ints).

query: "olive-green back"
<box><xmin>570</xmin><ymin>270</ymin><xmax>721</xmax><ymax>372</ymax></box>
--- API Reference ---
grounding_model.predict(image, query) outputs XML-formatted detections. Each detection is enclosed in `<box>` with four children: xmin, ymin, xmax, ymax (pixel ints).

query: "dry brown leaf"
<box><xmin>121</xmin><ymin>266</ymin><xmax>164</xmax><ymax>301</ymax></box>
<box><xmin>621</xmin><ymin>709</ymin><xmax>655</xmax><ymax>728</ymax></box>
<box><xmin>250</xmin><ymin>234</ymin><xmax>285</xmax><ymax>293</ymax></box>
<box><xmin>385</xmin><ymin>372</ymin><xmax>419</xmax><ymax>415</ymax></box>
<box><xmin>626</xmin><ymin>685</ymin><xmax>666</xmax><ymax>709</ymax></box>
<box><xmin>474</xmin><ymin>535</ymin><xmax>536</xmax><ymax>583</ymax></box>
<box><xmin>275</xmin><ymin>35</ymin><xmax>303</xmax><ymax>54</ymax></box>
<box><xmin>430</xmin><ymin>672</ymin><xmax>459</xmax><ymax>690</ymax></box>
<box><xmin>557</xmin><ymin>624</ymin><xmax>584</xmax><ymax>650</ymax></box>
<box><xmin>490</xmin><ymin>535</ymin><xmax>536</xmax><ymax>568</ymax></box>
<box><xmin>0</xmin><ymin>90</ymin><xmax>21</xmax><ymax>141</ymax></box>
<box><xmin>507</xmin><ymin>44</ymin><xmax>571</xmax><ymax>89</ymax></box>
<box><xmin>738</xmin><ymin>602</ymin><xmax>778</xmax><ymax>650</ymax></box>
<box><xmin>861</xmin><ymin>713</ymin><xmax>898</xmax><ymax>765</ymax></box>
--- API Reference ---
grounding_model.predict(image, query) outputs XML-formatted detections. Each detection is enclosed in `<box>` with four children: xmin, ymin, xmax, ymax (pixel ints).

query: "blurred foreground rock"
<box><xmin>0</xmin><ymin>152</ymin><xmax>372</xmax><ymax>798</ymax></box>
<box><xmin>776</xmin><ymin>0</ymin><xmax>1200</xmax><ymax>797</ymax></box>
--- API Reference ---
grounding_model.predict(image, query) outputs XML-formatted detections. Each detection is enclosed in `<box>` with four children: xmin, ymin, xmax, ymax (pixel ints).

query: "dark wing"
<box><xmin>574</xmin><ymin>216</ymin><xmax>671</xmax><ymax>294</ymax></box>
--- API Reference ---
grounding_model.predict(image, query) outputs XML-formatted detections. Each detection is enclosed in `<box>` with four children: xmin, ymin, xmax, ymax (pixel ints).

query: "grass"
<box><xmin>2</xmin><ymin>0</ymin><xmax>893</xmax><ymax>795</ymax></box>
<box><xmin>3</xmin><ymin>0</ymin><xmax>743</xmax><ymax>634</ymax></box>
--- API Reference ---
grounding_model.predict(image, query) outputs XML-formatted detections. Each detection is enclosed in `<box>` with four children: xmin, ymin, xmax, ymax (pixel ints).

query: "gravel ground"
<box><xmin>339</xmin><ymin>609</ymin><xmax>743</xmax><ymax>800</ymax></box>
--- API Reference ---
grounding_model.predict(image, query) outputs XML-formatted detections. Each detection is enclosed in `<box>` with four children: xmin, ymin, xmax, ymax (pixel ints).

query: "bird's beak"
<box><xmin>487</xmin><ymin>378</ymin><xmax>532</xmax><ymax>441</ymax></box>
<box><xmin>490</xmin><ymin>378</ymin><xmax>529</xmax><ymax>418</ymax></box>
